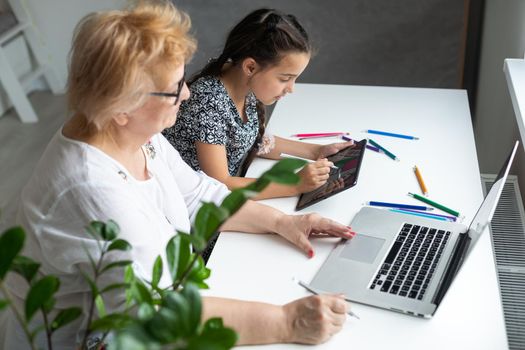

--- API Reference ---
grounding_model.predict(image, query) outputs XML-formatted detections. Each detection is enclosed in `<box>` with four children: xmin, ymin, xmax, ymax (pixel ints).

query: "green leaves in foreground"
<box><xmin>0</xmin><ymin>159</ymin><xmax>304</xmax><ymax>349</ymax></box>
<box><xmin>0</xmin><ymin>226</ymin><xmax>25</xmax><ymax>279</ymax></box>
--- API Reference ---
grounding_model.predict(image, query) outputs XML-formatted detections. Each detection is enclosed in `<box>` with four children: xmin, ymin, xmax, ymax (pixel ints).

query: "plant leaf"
<box><xmin>124</xmin><ymin>265</ymin><xmax>135</xmax><ymax>306</ymax></box>
<box><xmin>102</xmin><ymin>220</ymin><xmax>120</xmax><ymax>241</ymax></box>
<box><xmin>263</xmin><ymin>171</ymin><xmax>300</xmax><ymax>185</ymax></box>
<box><xmin>160</xmin><ymin>292</ymin><xmax>191</xmax><ymax>336</ymax></box>
<box><xmin>86</xmin><ymin>221</ymin><xmax>105</xmax><ymax>240</ymax></box>
<box><xmin>187</xmin><ymin>256</ymin><xmax>211</xmax><ymax>289</ymax></box>
<box><xmin>0</xmin><ymin>226</ymin><xmax>25</xmax><ymax>279</ymax></box>
<box><xmin>137</xmin><ymin>302</ymin><xmax>155</xmax><ymax>320</ymax></box>
<box><xmin>25</xmin><ymin>276</ymin><xmax>60</xmax><ymax>321</ymax></box>
<box><xmin>131</xmin><ymin>279</ymin><xmax>153</xmax><ymax>305</ymax></box>
<box><xmin>220</xmin><ymin>189</ymin><xmax>252</xmax><ymax>216</ymax></box>
<box><xmin>198</xmin><ymin>317</ymin><xmax>238</xmax><ymax>348</ymax></box>
<box><xmin>194</xmin><ymin>203</ymin><xmax>228</xmax><ymax>242</ymax></box>
<box><xmin>0</xmin><ymin>299</ymin><xmax>9</xmax><ymax>311</ymax></box>
<box><xmin>80</xmin><ymin>271</ymin><xmax>99</xmax><ymax>296</ymax></box>
<box><xmin>9</xmin><ymin>255</ymin><xmax>40</xmax><ymax>283</ymax></box>
<box><xmin>151</xmin><ymin>256</ymin><xmax>163</xmax><ymax>290</ymax></box>
<box><xmin>107</xmin><ymin>239</ymin><xmax>131</xmax><ymax>252</ymax></box>
<box><xmin>100</xmin><ymin>260</ymin><xmax>133</xmax><ymax>275</ymax></box>
<box><xmin>144</xmin><ymin>307</ymin><xmax>181</xmax><ymax>343</ymax></box>
<box><xmin>267</xmin><ymin>158</ymin><xmax>306</xmax><ymax>173</ymax></box>
<box><xmin>177</xmin><ymin>232</ymin><xmax>206</xmax><ymax>253</ymax></box>
<box><xmin>95</xmin><ymin>294</ymin><xmax>106</xmax><ymax>317</ymax></box>
<box><xmin>100</xmin><ymin>283</ymin><xmax>129</xmax><ymax>295</ymax></box>
<box><xmin>166</xmin><ymin>235</ymin><xmax>190</xmax><ymax>283</ymax></box>
<box><xmin>182</xmin><ymin>283</ymin><xmax>202</xmax><ymax>334</ymax></box>
<box><xmin>89</xmin><ymin>313</ymin><xmax>132</xmax><ymax>332</ymax></box>
<box><xmin>51</xmin><ymin>307</ymin><xmax>82</xmax><ymax>332</ymax></box>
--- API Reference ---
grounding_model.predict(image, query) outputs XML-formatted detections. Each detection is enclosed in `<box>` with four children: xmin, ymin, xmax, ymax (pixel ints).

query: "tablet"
<box><xmin>295</xmin><ymin>139</ymin><xmax>367</xmax><ymax>211</ymax></box>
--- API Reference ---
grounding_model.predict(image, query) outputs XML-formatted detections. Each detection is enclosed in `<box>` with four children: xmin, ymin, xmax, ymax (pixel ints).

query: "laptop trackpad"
<box><xmin>339</xmin><ymin>234</ymin><xmax>385</xmax><ymax>264</ymax></box>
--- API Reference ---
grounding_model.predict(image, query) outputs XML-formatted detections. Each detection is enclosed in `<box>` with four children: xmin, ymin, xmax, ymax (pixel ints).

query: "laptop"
<box><xmin>296</xmin><ymin>139</ymin><xmax>367</xmax><ymax>211</ymax></box>
<box><xmin>310</xmin><ymin>141</ymin><xmax>519</xmax><ymax>317</ymax></box>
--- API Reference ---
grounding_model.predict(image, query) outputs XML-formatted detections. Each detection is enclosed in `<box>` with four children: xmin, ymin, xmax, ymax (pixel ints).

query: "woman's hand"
<box><xmin>296</xmin><ymin>159</ymin><xmax>333</xmax><ymax>193</ymax></box>
<box><xmin>317</xmin><ymin>140</ymin><xmax>354</xmax><ymax>159</ymax></box>
<box><xmin>282</xmin><ymin>294</ymin><xmax>348</xmax><ymax>344</ymax></box>
<box><xmin>275</xmin><ymin>213</ymin><xmax>356</xmax><ymax>257</ymax></box>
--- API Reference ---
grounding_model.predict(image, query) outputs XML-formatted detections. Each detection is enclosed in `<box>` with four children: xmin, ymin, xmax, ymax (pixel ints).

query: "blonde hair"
<box><xmin>67</xmin><ymin>0</ymin><xmax>196</xmax><ymax>132</ymax></box>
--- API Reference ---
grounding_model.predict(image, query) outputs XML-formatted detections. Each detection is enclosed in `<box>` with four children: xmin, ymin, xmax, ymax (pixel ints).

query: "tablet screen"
<box><xmin>295</xmin><ymin>139</ymin><xmax>367</xmax><ymax>211</ymax></box>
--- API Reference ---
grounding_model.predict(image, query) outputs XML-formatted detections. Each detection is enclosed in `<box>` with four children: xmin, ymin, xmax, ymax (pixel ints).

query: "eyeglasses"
<box><xmin>150</xmin><ymin>75</ymin><xmax>186</xmax><ymax>105</ymax></box>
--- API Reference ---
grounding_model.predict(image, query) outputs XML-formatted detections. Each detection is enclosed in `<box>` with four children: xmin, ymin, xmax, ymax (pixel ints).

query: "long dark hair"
<box><xmin>190</xmin><ymin>8</ymin><xmax>312</xmax><ymax>175</ymax></box>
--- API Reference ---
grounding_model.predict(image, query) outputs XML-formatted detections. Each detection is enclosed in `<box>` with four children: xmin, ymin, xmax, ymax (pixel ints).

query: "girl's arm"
<box><xmin>259</xmin><ymin>136</ymin><xmax>354</xmax><ymax>160</ymax></box>
<box><xmin>196</xmin><ymin>142</ymin><xmax>309</xmax><ymax>199</ymax></box>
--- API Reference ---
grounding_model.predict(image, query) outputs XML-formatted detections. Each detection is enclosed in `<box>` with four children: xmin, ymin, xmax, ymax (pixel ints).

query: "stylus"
<box><xmin>280</xmin><ymin>153</ymin><xmax>339</xmax><ymax>169</ymax></box>
<box><xmin>295</xmin><ymin>279</ymin><xmax>360</xmax><ymax>319</ymax></box>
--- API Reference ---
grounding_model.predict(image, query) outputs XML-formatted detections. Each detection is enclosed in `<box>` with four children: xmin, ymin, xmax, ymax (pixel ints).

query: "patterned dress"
<box><xmin>164</xmin><ymin>76</ymin><xmax>259</xmax><ymax>176</ymax></box>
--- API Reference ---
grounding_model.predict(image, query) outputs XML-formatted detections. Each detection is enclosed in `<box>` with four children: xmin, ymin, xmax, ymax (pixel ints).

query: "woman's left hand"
<box><xmin>275</xmin><ymin>213</ymin><xmax>356</xmax><ymax>258</ymax></box>
<box><xmin>317</xmin><ymin>140</ymin><xmax>354</xmax><ymax>159</ymax></box>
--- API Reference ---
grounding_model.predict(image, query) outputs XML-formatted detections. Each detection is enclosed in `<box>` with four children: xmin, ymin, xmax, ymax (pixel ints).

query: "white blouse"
<box><xmin>0</xmin><ymin>130</ymin><xmax>229</xmax><ymax>349</ymax></box>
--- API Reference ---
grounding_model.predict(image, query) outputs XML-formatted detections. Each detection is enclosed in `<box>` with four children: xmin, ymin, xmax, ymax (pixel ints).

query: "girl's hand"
<box><xmin>317</xmin><ymin>140</ymin><xmax>354</xmax><ymax>159</ymax></box>
<box><xmin>296</xmin><ymin>159</ymin><xmax>333</xmax><ymax>193</ymax></box>
<box><xmin>275</xmin><ymin>213</ymin><xmax>356</xmax><ymax>257</ymax></box>
<box><xmin>282</xmin><ymin>294</ymin><xmax>348</xmax><ymax>344</ymax></box>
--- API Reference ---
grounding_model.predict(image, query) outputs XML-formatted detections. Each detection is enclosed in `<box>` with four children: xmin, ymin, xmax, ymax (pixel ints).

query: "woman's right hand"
<box><xmin>282</xmin><ymin>294</ymin><xmax>348</xmax><ymax>344</ymax></box>
<box><xmin>296</xmin><ymin>159</ymin><xmax>333</xmax><ymax>193</ymax></box>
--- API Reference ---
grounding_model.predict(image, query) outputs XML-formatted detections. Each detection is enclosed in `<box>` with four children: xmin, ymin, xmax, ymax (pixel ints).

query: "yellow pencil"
<box><xmin>414</xmin><ymin>165</ymin><xmax>428</xmax><ymax>196</ymax></box>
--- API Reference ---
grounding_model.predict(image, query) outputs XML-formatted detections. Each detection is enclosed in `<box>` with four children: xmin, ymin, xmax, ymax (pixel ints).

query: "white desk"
<box><xmin>204</xmin><ymin>84</ymin><xmax>508</xmax><ymax>349</ymax></box>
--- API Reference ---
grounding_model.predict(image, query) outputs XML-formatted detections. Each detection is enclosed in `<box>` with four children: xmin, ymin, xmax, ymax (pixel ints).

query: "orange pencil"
<box><xmin>414</xmin><ymin>165</ymin><xmax>428</xmax><ymax>196</ymax></box>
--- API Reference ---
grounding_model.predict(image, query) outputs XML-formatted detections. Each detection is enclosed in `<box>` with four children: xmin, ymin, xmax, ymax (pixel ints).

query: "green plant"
<box><xmin>0</xmin><ymin>158</ymin><xmax>306</xmax><ymax>350</ymax></box>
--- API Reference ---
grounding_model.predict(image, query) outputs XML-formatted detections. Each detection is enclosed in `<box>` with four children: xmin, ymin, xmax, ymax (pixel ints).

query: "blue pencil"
<box><xmin>389</xmin><ymin>209</ymin><xmax>449</xmax><ymax>222</ymax></box>
<box><xmin>364</xmin><ymin>129</ymin><xmax>419</xmax><ymax>140</ymax></box>
<box><xmin>401</xmin><ymin>208</ymin><xmax>457</xmax><ymax>222</ymax></box>
<box><xmin>367</xmin><ymin>201</ymin><xmax>434</xmax><ymax>211</ymax></box>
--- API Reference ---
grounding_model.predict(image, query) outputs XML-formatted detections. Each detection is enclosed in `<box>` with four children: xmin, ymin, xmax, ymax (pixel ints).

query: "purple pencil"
<box><xmin>401</xmin><ymin>208</ymin><xmax>457</xmax><ymax>222</ymax></box>
<box><xmin>342</xmin><ymin>135</ymin><xmax>380</xmax><ymax>153</ymax></box>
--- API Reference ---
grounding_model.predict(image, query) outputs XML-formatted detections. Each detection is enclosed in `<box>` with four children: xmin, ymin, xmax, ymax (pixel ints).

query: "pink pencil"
<box><xmin>292</xmin><ymin>132</ymin><xmax>349</xmax><ymax>137</ymax></box>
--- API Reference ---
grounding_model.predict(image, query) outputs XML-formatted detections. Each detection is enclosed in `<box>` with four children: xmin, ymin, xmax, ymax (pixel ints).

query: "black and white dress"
<box><xmin>164</xmin><ymin>76</ymin><xmax>260</xmax><ymax>176</ymax></box>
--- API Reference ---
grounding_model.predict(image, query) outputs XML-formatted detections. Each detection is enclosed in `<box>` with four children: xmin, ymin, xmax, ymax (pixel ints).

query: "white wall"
<box><xmin>22</xmin><ymin>0</ymin><xmax>127</xmax><ymax>89</ymax></box>
<box><xmin>475</xmin><ymin>0</ymin><xmax>525</xmax><ymax>199</ymax></box>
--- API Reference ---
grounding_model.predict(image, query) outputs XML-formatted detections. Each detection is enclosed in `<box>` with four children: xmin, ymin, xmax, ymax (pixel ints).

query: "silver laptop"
<box><xmin>311</xmin><ymin>141</ymin><xmax>519</xmax><ymax>317</ymax></box>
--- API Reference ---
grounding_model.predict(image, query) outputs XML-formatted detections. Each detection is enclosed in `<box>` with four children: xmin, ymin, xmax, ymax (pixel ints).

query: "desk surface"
<box><xmin>204</xmin><ymin>84</ymin><xmax>508</xmax><ymax>349</ymax></box>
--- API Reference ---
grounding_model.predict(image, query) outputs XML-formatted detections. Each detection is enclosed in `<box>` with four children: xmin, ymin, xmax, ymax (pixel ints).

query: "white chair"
<box><xmin>0</xmin><ymin>0</ymin><xmax>62</xmax><ymax>123</ymax></box>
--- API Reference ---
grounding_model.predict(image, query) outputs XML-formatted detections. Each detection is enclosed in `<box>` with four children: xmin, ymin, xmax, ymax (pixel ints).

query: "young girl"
<box><xmin>163</xmin><ymin>8</ymin><xmax>352</xmax><ymax>199</ymax></box>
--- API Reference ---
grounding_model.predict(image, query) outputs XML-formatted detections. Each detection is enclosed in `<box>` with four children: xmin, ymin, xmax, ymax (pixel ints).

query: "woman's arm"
<box><xmin>203</xmin><ymin>294</ymin><xmax>348</xmax><ymax>345</ymax></box>
<box><xmin>196</xmin><ymin>142</ymin><xmax>331</xmax><ymax>199</ymax></box>
<box><xmin>259</xmin><ymin>136</ymin><xmax>354</xmax><ymax>160</ymax></box>
<box><xmin>221</xmin><ymin>200</ymin><xmax>355</xmax><ymax>257</ymax></box>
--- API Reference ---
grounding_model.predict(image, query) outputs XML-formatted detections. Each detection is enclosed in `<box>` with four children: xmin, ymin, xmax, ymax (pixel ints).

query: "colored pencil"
<box><xmin>366</xmin><ymin>201</ymin><xmax>434</xmax><ymax>211</ymax></box>
<box><xmin>408</xmin><ymin>192</ymin><xmax>460</xmax><ymax>217</ymax></box>
<box><xmin>400</xmin><ymin>208</ymin><xmax>457</xmax><ymax>222</ymax></box>
<box><xmin>389</xmin><ymin>209</ymin><xmax>450</xmax><ymax>222</ymax></box>
<box><xmin>292</xmin><ymin>132</ymin><xmax>348</xmax><ymax>137</ymax></box>
<box><xmin>368</xmin><ymin>139</ymin><xmax>400</xmax><ymax>161</ymax></box>
<box><xmin>364</xmin><ymin>129</ymin><xmax>419</xmax><ymax>140</ymax></box>
<box><xmin>413</xmin><ymin>165</ymin><xmax>428</xmax><ymax>196</ymax></box>
<box><xmin>341</xmin><ymin>135</ymin><xmax>380</xmax><ymax>152</ymax></box>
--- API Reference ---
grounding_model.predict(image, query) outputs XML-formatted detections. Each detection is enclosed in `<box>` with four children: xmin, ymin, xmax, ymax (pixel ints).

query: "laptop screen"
<box><xmin>295</xmin><ymin>139</ymin><xmax>367</xmax><ymax>211</ymax></box>
<box><xmin>465</xmin><ymin>141</ymin><xmax>519</xmax><ymax>254</ymax></box>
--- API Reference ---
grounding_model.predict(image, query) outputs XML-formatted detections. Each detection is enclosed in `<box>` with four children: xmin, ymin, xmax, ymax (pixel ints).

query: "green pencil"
<box><xmin>368</xmin><ymin>139</ymin><xmax>400</xmax><ymax>161</ymax></box>
<box><xmin>408</xmin><ymin>192</ymin><xmax>460</xmax><ymax>217</ymax></box>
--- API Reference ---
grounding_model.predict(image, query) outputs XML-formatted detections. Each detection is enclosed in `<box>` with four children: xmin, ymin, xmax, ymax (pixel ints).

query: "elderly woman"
<box><xmin>0</xmin><ymin>1</ymin><xmax>354</xmax><ymax>348</ymax></box>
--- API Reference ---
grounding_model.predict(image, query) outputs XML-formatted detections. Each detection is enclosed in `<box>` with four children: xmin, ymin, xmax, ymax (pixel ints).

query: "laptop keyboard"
<box><xmin>369</xmin><ymin>223</ymin><xmax>451</xmax><ymax>300</ymax></box>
